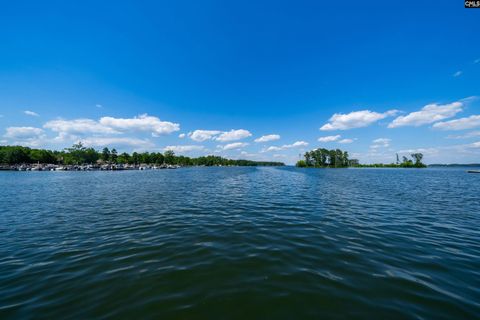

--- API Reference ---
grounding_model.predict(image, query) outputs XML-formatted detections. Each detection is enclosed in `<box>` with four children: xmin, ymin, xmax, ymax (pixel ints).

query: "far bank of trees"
<box><xmin>296</xmin><ymin>148</ymin><xmax>426</xmax><ymax>168</ymax></box>
<box><xmin>296</xmin><ymin>148</ymin><xmax>351</xmax><ymax>168</ymax></box>
<box><xmin>0</xmin><ymin>144</ymin><xmax>284</xmax><ymax>167</ymax></box>
<box><xmin>356</xmin><ymin>153</ymin><xmax>426</xmax><ymax>168</ymax></box>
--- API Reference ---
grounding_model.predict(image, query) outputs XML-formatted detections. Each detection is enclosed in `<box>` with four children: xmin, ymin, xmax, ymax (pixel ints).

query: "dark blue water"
<box><xmin>0</xmin><ymin>167</ymin><xmax>479</xmax><ymax>319</ymax></box>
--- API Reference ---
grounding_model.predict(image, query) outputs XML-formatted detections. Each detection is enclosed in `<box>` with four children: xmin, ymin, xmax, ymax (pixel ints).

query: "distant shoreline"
<box><xmin>0</xmin><ymin>163</ymin><xmax>284</xmax><ymax>171</ymax></box>
<box><xmin>0</xmin><ymin>145</ymin><xmax>285</xmax><ymax>169</ymax></box>
<box><xmin>428</xmin><ymin>164</ymin><xmax>480</xmax><ymax>167</ymax></box>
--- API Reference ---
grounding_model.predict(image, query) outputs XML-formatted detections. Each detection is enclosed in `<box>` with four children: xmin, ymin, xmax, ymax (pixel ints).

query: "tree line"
<box><xmin>296</xmin><ymin>148</ymin><xmax>426</xmax><ymax>168</ymax></box>
<box><xmin>356</xmin><ymin>153</ymin><xmax>426</xmax><ymax>168</ymax></box>
<box><xmin>0</xmin><ymin>144</ymin><xmax>284</xmax><ymax>167</ymax></box>
<box><xmin>296</xmin><ymin>148</ymin><xmax>351</xmax><ymax>168</ymax></box>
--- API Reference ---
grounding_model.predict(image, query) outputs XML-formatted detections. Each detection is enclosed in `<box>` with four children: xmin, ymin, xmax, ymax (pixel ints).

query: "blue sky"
<box><xmin>0</xmin><ymin>1</ymin><xmax>479</xmax><ymax>164</ymax></box>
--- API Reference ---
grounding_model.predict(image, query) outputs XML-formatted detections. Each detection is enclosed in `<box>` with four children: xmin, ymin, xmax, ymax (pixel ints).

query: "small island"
<box><xmin>296</xmin><ymin>148</ymin><xmax>426</xmax><ymax>168</ymax></box>
<box><xmin>0</xmin><ymin>144</ymin><xmax>284</xmax><ymax>171</ymax></box>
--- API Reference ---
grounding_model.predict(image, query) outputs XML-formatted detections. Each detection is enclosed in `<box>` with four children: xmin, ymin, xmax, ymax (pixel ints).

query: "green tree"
<box><xmin>117</xmin><ymin>152</ymin><xmax>130</xmax><ymax>164</ymax></box>
<box><xmin>3</xmin><ymin>146</ymin><xmax>30</xmax><ymax>164</ymax></box>
<box><xmin>131</xmin><ymin>152</ymin><xmax>139</xmax><ymax>165</ymax></box>
<box><xmin>411</xmin><ymin>153</ymin><xmax>425</xmax><ymax>168</ymax></box>
<box><xmin>110</xmin><ymin>148</ymin><xmax>118</xmax><ymax>164</ymax></box>
<box><xmin>101</xmin><ymin>147</ymin><xmax>110</xmax><ymax>162</ymax></box>
<box><xmin>296</xmin><ymin>160</ymin><xmax>307</xmax><ymax>167</ymax></box>
<box><xmin>164</xmin><ymin>150</ymin><xmax>175</xmax><ymax>164</ymax></box>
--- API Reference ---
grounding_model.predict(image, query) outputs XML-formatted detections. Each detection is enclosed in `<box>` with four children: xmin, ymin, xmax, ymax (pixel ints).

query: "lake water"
<box><xmin>0</xmin><ymin>167</ymin><xmax>479</xmax><ymax>319</ymax></box>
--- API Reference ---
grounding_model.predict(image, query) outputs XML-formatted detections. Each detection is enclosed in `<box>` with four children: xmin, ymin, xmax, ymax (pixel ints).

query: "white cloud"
<box><xmin>24</xmin><ymin>110</ymin><xmax>39</xmax><ymax>117</ymax></box>
<box><xmin>44</xmin><ymin>114</ymin><xmax>179</xmax><ymax>139</ymax></box>
<box><xmin>254</xmin><ymin>134</ymin><xmax>280</xmax><ymax>143</ymax></box>
<box><xmin>81</xmin><ymin>137</ymin><xmax>154</xmax><ymax>148</ymax></box>
<box><xmin>318</xmin><ymin>135</ymin><xmax>341</xmax><ymax>142</ymax></box>
<box><xmin>44</xmin><ymin>118</ymin><xmax>119</xmax><ymax>135</ymax></box>
<box><xmin>290</xmin><ymin>141</ymin><xmax>309</xmax><ymax>147</ymax></box>
<box><xmin>4</xmin><ymin>126</ymin><xmax>46</xmax><ymax>147</ymax></box>
<box><xmin>178</xmin><ymin>133</ymin><xmax>186</xmax><ymax>138</ymax></box>
<box><xmin>453</xmin><ymin>71</ymin><xmax>462</xmax><ymax>77</ymax></box>
<box><xmin>263</xmin><ymin>141</ymin><xmax>308</xmax><ymax>152</ymax></box>
<box><xmin>99</xmin><ymin>114</ymin><xmax>179</xmax><ymax>136</ymax></box>
<box><xmin>264</xmin><ymin>146</ymin><xmax>282</xmax><ymax>152</ymax></box>
<box><xmin>188</xmin><ymin>130</ymin><xmax>221</xmax><ymax>142</ymax></box>
<box><xmin>163</xmin><ymin>145</ymin><xmax>205</xmax><ymax>153</ymax></box>
<box><xmin>447</xmin><ymin>131</ymin><xmax>480</xmax><ymax>139</ymax></box>
<box><xmin>220</xmin><ymin>142</ymin><xmax>249</xmax><ymax>150</ymax></box>
<box><xmin>96</xmin><ymin>104</ymin><xmax>103</xmax><ymax>108</ymax></box>
<box><xmin>388</xmin><ymin>102</ymin><xmax>463</xmax><ymax>128</ymax></box>
<box><xmin>320</xmin><ymin>110</ymin><xmax>398</xmax><ymax>131</ymax></box>
<box><xmin>0</xmin><ymin>114</ymin><xmax>3</xmax><ymax>118</ymax></box>
<box><xmin>215</xmin><ymin>129</ymin><xmax>252</xmax><ymax>142</ymax></box>
<box><xmin>371</xmin><ymin>138</ymin><xmax>391</xmax><ymax>148</ymax></box>
<box><xmin>339</xmin><ymin>138</ymin><xmax>354</xmax><ymax>144</ymax></box>
<box><xmin>5</xmin><ymin>127</ymin><xmax>44</xmax><ymax>139</ymax></box>
<box><xmin>433</xmin><ymin>115</ymin><xmax>480</xmax><ymax>131</ymax></box>
<box><xmin>187</xmin><ymin>129</ymin><xmax>252</xmax><ymax>142</ymax></box>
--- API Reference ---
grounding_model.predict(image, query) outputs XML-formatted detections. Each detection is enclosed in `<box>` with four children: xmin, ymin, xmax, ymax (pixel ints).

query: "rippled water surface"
<box><xmin>1</xmin><ymin>167</ymin><xmax>479</xmax><ymax>319</ymax></box>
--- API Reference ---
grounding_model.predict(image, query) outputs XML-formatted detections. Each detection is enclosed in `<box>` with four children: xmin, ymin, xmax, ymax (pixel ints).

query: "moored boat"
<box><xmin>467</xmin><ymin>170</ymin><xmax>480</xmax><ymax>173</ymax></box>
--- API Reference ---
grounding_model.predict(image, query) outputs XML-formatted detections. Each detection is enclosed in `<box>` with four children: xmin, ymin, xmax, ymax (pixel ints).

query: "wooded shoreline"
<box><xmin>296</xmin><ymin>148</ymin><xmax>427</xmax><ymax>168</ymax></box>
<box><xmin>0</xmin><ymin>144</ymin><xmax>285</xmax><ymax>169</ymax></box>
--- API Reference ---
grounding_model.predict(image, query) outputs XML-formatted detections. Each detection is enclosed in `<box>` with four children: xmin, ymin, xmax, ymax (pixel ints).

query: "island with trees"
<box><xmin>296</xmin><ymin>148</ymin><xmax>426</xmax><ymax>168</ymax></box>
<box><xmin>0</xmin><ymin>144</ymin><xmax>284</xmax><ymax>171</ymax></box>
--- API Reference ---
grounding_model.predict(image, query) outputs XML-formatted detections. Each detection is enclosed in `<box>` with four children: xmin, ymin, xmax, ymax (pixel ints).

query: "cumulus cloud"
<box><xmin>371</xmin><ymin>138</ymin><xmax>391</xmax><ymax>148</ymax></box>
<box><xmin>44</xmin><ymin>118</ymin><xmax>119</xmax><ymax>135</ymax></box>
<box><xmin>254</xmin><ymin>134</ymin><xmax>280</xmax><ymax>143</ymax></box>
<box><xmin>318</xmin><ymin>135</ymin><xmax>341</xmax><ymax>142</ymax></box>
<box><xmin>339</xmin><ymin>138</ymin><xmax>354</xmax><ymax>144</ymax></box>
<box><xmin>163</xmin><ymin>145</ymin><xmax>205</xmax><ymax>153</ymax></box>
<box><xmin>388</xmin><ymin>102</ymin><xmax>463</xmax><ymax>128</ymax></box>
<box><xmin>188</xmin><ymin>130</ymin><xmax>222</xmax><ymax>142</ymax></box>
<box><xmin>254</xmin><ymin>134</ymin><xmax>280</xmax><ymax>142</ymax></box>
<box><xmin>320</xmin><ymin>110</ymin><xmax>398</xmax><ymax>131</ymax></box>
<box><xmin>99</xmin><ymin>114</ymin><xmax>179</xmax><ymax>136</ymax></box>
<box><xmin>188</xmin><ymin>129</ymin><xmax>252</xmax><ymax>142</ymax></box>
<box><xmin>215</xmin><ymin>129</ymin><xmax>252</xmax><ymax>142</ymax></box>
<box><xmin>178</xmin><ymin>133</ymin><xmax>186</xmax><ymax>138</ymax></box>
<box><xmin>447</xmin><ymin>131</ymin><xmax>480</xmax><ymax>139</ymax></box>
<box><xmin>80</xmin><ymin>137</ymin><xmax>154</xmax><ymax>148</ymax></box>
<box><xmin>469</xmin><ymin>141</ymin><xmax>480</xmax><ymax>148</ymax></box>
<box><xmin>24</xmin><ymin>110</ymin><xmax>39</xmax><ymax>117</ymax></box>
<box><xmin>432</xmin><ymin>115</ymin><xmax>480</xmax><ymax>131</ymax></box>
<box><xmin>263</xmin><ymin>141</ymin><xmax>308</xmax><ymax>152</ymax></box>
<box><xmin>5</xmin><ymin>127</ymin><xmax>44</xmax><ymax>139</ymax></box>
<box><xmin>4</xmin><ymin>126</ymin><xmax>46</xmax><ymax>147</ymax></box>
<box><xmin>43</xmin><ymin>114</ymin><xmax>179</xmax><ymax>140</ymax></box>
<box><xmin>290</xmin><ymin>141</ymin><xmax>309</xmax><ymax>147</ymax></box>
<box><xmin>453</xmin><ymin>71</ymin><xmax>462</xmax><ymax>77</ymax></box>
<box><xmin>220</xmin><ymin>142</ymin><xmax>249</xmax><ymax>150</ymax></box>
